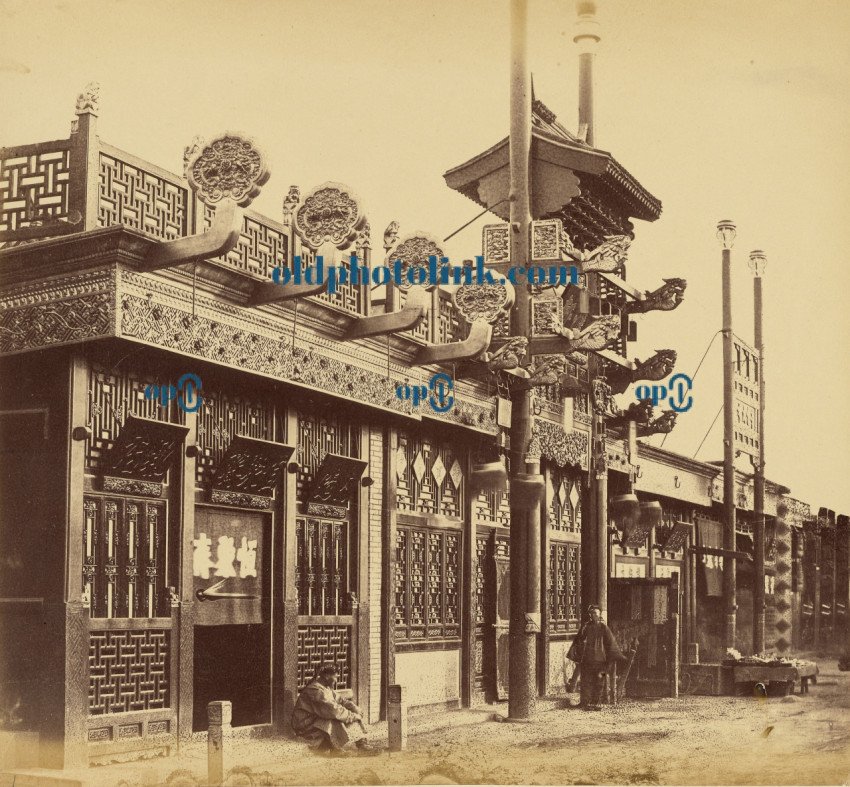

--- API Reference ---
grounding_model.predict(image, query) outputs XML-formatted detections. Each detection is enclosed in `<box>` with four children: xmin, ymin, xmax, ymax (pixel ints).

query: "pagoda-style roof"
<box><xmin>444</xmin><ymin>99</ymin><xmax>662</xmax><ymax>247</ymax></box>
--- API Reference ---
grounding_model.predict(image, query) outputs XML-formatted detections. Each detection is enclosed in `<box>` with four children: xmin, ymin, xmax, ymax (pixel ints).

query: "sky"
<box><xmin>1</xmin><ymin>0</ymin><xmax>849</xmax><ymax>513</ymax></box>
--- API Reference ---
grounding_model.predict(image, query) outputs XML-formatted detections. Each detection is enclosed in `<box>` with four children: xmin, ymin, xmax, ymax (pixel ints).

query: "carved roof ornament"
<box><xmin>283</xmin><ymin>185</ymin><xmax>301</xmax><ymax>215</ymax></box>
<box><xmin>562</xmin><ymin>233</ymin><xmax>631</xmax><ymax>273</ymax></box>
<box><xmin>605</xmin><ymin>348</ymin><xmax>677</xmax><ymax>394</ymax></box>
<box><xmin>590</xmin><ymin>378</ymin><xmax>620</xmax><ymax>418</ymax></box>
<box><xmin>186</xmin><ymin>133</ymin><xmax>270</xmax><ymax>208</ymax></box>
<box><xmin>75</xmin><ymin>82</ymin><xmax>100</xmax><ymax>116</ymax></box>
<box><xmin>453</xmin><ymin>277</ymin><xmax>515</xmax><ymax>324</ymax></box>
<box><xmin>183</xmin><ymin>136</ymin><xmax>205</xmax><ymax>179</ymax></box>
<box><xmin>355</xmin><ymin>219</ymin><xmax>372</xmax><ymax>251</ymax></box>
<box><xmin>390</xmin><ymin>232</ymin><xmax>444</xmax><ymax>292</ymax></box>
<box><xmin>626</xmin><ymin>278</ymin><xmax>687</xmax><ymax>314</ymax></box>
<box><xmin>552</xmin><ymin>313</ymin><xmax>620</xmax><ymax>351</ymax></box>
<box><xmin>483</xmin><ymin>336</ymin><xmax>528</xmax><ymax>372</ymax></box>
<box><xmin>383</xmin><ymin>221</ymin><xmax>400</xmax><ymax>253</ymax></box>
<box><xmin>294</xmin><ymin>181</ymin><xmax>365</xmax><ymax>250</ymax></box>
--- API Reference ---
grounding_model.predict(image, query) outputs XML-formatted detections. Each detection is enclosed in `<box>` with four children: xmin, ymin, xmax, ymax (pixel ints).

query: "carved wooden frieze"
<box><xmin>210</xmin><ymin>435</ymin><xmax>294</xmax><ymax>509</ymax></box>
<box><xmin>532</xmin><ymin>419</ymin><xmax>589</xmax><ymax>471</ymax></box>
<box><xmin>101</xmin><ymin>414</ymin><xmax>189</xmax><ymax>496</ymax></box>
<box><xmin>531</xmin><ymin>219</ymin><xmax>563</xmax><ymax>262</ymax></box>
<box><xmin>306</xmin><ymin>453</ymin><xmax>367</xmax><ymax>519</ymax></box>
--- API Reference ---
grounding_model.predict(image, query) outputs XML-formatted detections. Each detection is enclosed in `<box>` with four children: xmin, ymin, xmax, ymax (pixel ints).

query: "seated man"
<box><xmin>291</xmin><ymin>663</ymin><xmax>375</xmax><ymax>755</ymax></box>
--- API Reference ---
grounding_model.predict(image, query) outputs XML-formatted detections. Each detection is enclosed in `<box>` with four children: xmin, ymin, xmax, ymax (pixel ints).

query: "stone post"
<box><xmin>387</xmin><ymin>684</ymin><xmax>407</xmax><ymax>752</ymax></box>
<box><xmin>207</xmin><ymin>700</ymin><xmax>232</xmax><ymax>786</ymax></box>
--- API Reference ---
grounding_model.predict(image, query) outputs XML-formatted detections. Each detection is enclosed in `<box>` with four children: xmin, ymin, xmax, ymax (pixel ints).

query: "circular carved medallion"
<box><xmin>390</xmin><ymin>233</ymin><xmax>444</xmax><ymax>292</ymax></box>
<box><xmin>294</xmin><ymin>182</ymin><xmax>365</xmax><ymax>250</ymax></box>
<box><xmin>452</xmin><ymin>279</ymin><xmax>515</xmax><ymax>324</ymax></box>
<box><xmin>186</xmin><ymin>134</ymin><xmax>270</xmax><ymax>207</ymax></box>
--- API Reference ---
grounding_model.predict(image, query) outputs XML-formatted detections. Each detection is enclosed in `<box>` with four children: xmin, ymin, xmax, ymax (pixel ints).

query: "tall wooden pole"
<box><xmin>718</xmin><ymin>220</ymin><xmax>737</xmax><ymax>652</ymax></box>
<box><xmin>507</xmin><ymin>0</ymin><xmax>536</xmax><ymax>720</ymax></box>
<box><xmin>750</xmin><ymin>251</ymin><xmax>767</xmax><ymax>653</ymax></box>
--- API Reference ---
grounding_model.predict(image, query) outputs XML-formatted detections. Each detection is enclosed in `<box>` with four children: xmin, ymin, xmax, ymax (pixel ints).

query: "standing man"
<box><xmin>291</xmin><ymin>663</ymin><xmax>376</xmax><ymax>755</ymax></box>
<box><xmin>575</xmin><ymin>604</ymin><xmax>626</xmax><ymax>710</ymax></box>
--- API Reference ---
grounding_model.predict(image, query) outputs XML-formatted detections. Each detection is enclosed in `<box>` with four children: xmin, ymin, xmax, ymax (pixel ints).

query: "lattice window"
<box><xmin>295</xmin><ymin>516</ymin><xmax>350</xmax><ymax>616</ymax></box>
<box><xmin>89</xmin><ymin>629</ymin><xmax>170</xmax><ymax>714</ymax></box>
<box><xmin>203</xmin><ymin>205</ymin><xmax>289</xmax><ymax>282</ymax></box>
<box><xmin>395</xmin><ymin>430</ymin><xmax>463</xmax><ymax>518</ymax></box>
<box><xmin>196</xmin><ymin>388</ymin><xmax>275</xmax><ymax>486</ymax></box>
<box><xmin>99</xmin><ymin>153</ymin><xmax>187</xmax><ymax>240</ymax></box>
<box><xmin>83</xmin><ymin>497</ymin><xmax>169</xmax><ymax>619</ymax></box>
<box><xmin>548</xmin><ymin>542</ymin><xmax>580</xmax><ymax>633</ymax></box>
<box><xmin>297</xmin><ymin>625</ymin><xmax>350</xmax><ymax>690</ymax></box>
<box><xmin>475</xmin><ymin>536</ymin><xmax>487</xmax><ymax>628</ymax></box>
<box><xmin>296</xmin><ymin>408</ymin><xmax>358</xmax><ymax>503</ymax></box>
<box><xmin>395</xmin><ymin>525</ymin><xmax>461</xmax><ymax>642</ymax></box>
<box><xmin>437</xmin><ymin>291</ymin><xmax>469</xmax><ymax>345</ymax></box>
<box><xmin>547</xmin><ymin>467</ymin><xmax>583</xmax><ymax>533</ymax></box>
<box><xmin>474</xmin><ymin>489</ymin><xmax>510</xmax><ymax>528</ymax></box>
<box><xmin>87</xmin><ymin>366</ymin><xmax>178</xmax><ymax>473</ymax></box>
<box><xmin>0</xmin><ymin>145</ymin><xmax>71</xmax><ymax>236</ymax></box>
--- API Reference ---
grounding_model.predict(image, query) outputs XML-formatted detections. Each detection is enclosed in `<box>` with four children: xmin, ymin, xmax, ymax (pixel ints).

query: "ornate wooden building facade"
<box><xmin>1</xmin><ymin>87</ymin><xmax>847</xmax><ymax>772</ymax></box>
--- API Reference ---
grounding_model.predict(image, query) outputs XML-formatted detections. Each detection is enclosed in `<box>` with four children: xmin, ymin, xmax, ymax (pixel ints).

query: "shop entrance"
<box><xmin>192</xmin><ymin>507</ymin><xmax>271</xmax><ymax>730</ymax></box>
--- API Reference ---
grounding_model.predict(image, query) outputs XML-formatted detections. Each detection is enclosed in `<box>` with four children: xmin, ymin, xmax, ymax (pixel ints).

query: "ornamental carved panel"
<box><xmin>294</xmin><ymin>182</ymin><xmax>364</xmax><ymax>250</ymax></box>
<box><xmin>389</xmin><ymin>233</ymin><xmax>444</xmax><ymax>292</ymax></box>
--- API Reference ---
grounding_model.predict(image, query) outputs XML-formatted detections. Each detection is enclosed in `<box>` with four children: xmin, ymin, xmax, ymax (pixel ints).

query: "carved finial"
<box><xmin>356</xmin><ymin>219</ymin><xmax>372</xmax><ymax>251</ymax></box>
<box><xmin>383</xmin><ymin>221</ymin><xmax>400</xmax><ymax>253</ymax></box>
<box><xmin>75</xmin><ymin>82</ymin><xmax>100</xmax><ymax>116</ymax></box>
<box><xmin>185</xmin><ymin>133</ymin><xmax>270</xmax><ymax>207</ymax></box>
<box><xmin>183</xmin><ymin>136</ymin><xmax>205</xmax><ymax>179</ymax></box>
<box><xmin>294</xmin><ymin>182</ymin><xmax>364</xmax><ymax>251</ymax></box>
<box><xmin>283</xmin><ymin>185</ymin><xmax>300</xmax><ymax>216</ymax></box>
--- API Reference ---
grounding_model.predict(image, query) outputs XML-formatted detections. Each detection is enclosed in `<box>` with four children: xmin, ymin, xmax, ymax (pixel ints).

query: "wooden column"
<box><xmin>380</xmin><ymin>426</ymin><xmax>398</xmax><ymax>720</ymax></box>
<box><xmin>176</xmin><ymin>409</ymin><xmax>197</xmax><ymax>744</ymax></box>
<box><xmin>356</xmin><ymin>424</ymin><xmax>371</xmax><ymax>714</ymax></box>
<box><xmin>461</xmin><ymin>435</ymin><xmax>475</xmax><ymax>708</ymax></box>
<box><xmin>279</xmin><ymin>408</ymin><xmax>300</xmax><ymax>734</ymax></box>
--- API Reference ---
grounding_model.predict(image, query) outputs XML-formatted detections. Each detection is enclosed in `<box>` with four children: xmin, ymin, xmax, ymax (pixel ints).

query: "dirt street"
<box><xmin>256</xmin><ymin>660</ymin><xmax>849</xmax><ymax>786</ymax></box>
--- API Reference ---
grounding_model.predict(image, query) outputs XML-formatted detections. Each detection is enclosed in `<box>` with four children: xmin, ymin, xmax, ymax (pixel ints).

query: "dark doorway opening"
<box><xmin>193</xmin><ymin>623</ymin><xmax>271</xmax><ymax>730</ymax></box>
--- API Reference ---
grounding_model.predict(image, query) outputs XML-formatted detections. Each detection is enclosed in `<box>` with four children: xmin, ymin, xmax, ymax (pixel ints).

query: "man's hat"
<box><xmin>587</xmin><ymin>604</ymin><xmax>601</xmax><ymax>614</ymax></box>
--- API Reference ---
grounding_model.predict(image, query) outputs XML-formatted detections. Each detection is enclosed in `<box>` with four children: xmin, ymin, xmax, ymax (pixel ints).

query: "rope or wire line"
<box><xmin>442</xmin><ymin>199</ymin><xmax>510</xmax><ymax>243</ymax></box>
<box><xmin>659</xmin><ymin>329</ymin><xmax>722</xmax><ymax>449</ymax></box>
<box><xmin>693</xmin><ymin>404</ymin><xmax>723</xmax><ymax>459</ymax></box>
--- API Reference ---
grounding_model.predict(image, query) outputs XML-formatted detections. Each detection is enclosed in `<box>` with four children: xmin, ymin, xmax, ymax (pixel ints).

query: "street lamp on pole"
<box><xmin>717</xmin><ymin>219</ymin><xmax>737</xmax><ymax>653</ymax></box>
<box><xmin>748</xmin><ymin>249</ymin><xmax>767</xmax><ymax>654</ymax></box>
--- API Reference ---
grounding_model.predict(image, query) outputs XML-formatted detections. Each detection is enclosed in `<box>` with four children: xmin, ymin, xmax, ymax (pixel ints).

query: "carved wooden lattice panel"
<box><xmin>396</xmin><ymin>430</ymin><xmax>463</xmax><ymax>518</ymax></box>
<box><xmin>548</xmin><ymin>466</ymin><xmax>583</xmax><ymax>533</ymax></box>
<box><xmin>547</xmin><ymin>542</ymin><xmax>580</xmax><ymax>633</ymax></box>
<box><xmin>395</xmin><ymin>525</ymin><xmax>461</xmax><ymax>642</ymax></box>
<box><xmin>196</xmin><ymin>389</ymin><xmax>274</xmax><ymax>487</ymax></box>
<box><xmin>295</xmin><ymin>516</ymin><xmax>350</xmax><ymax>616</ymax></box>
<box><xmin>313</xmin><ymin>256</ymin><xmax>364</xmax><ymax>316</ymax></box>
<box><xmin>0</xmin><ymin>145</ymin><xmax>71</xmax><ymax>236</ymax></box>
<box><xmin>83</xmin><ymin>497</ymin><xmax>169</xmax><ymax>619</ymax></box>
<box><xmin>98</xmin><ymin>153</ymin><xmax>187</xmax><ymax>240</ymax></box>
<box><xmin>437</xmin><ymin>291</ymin><xmax>469</xmax><ymax>345</ymax></box>
<box><xmin>87</xmin><ymin>367</ymin><xmax>177</xmax><ymax>473</ymax></box>
<box><xmin>296</xmin><ymin>409</ymin><xmax>357</xmax><ymax>503</ymax></box>
<box><xmin>296</xmin><ymin>625</ymin><xmax>350</xmax><ymax>690</ymax></box>
<box><xmin>202</xmin><ymin>205</ymin><xmax>288</xmax><ymax>281</ymax></box>
<box><xmin>474</xmin><ymin>489</ymin><xmax>510</xmax><ymax>528</ymax></box>
<box><xmin>475</xmin><ymin>536</ymin><xmax>487</xmax><ymax>628</ymax></box>
<box><xmin>89</xmin><ymin>629</ymin><xmax>170</xmax><ymax>715</ymax></box>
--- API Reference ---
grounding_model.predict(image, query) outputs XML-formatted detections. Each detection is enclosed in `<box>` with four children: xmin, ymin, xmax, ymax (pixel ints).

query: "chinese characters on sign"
<box><xmin>193</xmin><ymin>509</ymin><xmax>265</xmax><ymax>626</ymax></box>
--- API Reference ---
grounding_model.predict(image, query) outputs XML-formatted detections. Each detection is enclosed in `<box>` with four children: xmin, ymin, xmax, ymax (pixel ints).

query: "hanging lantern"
<box><xmin>470</xmin><ymin>458</ymin><xmax>508</xmax><ymax>493</ymax></box>
<box><xmin>612</xmin><ymin>493</ymin><xmax>640</xmax><ymax>528</ymax></box>
<box><xmin>640</xmin><ymin>501</ymin><xmax>663</xmax><ymax>530</ymax></box>
<box><xmin>511</xmin><ymin>472</ymin><xmax>545</xmax><ymax>510</ymax></box>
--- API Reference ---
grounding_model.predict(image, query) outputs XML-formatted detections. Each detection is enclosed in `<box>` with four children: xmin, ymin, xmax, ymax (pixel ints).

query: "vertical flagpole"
<box><xmin>717</xmin><ymin>220</ymin><xmax>737</xmax><ymax>653</ymax></box>
<box><xmin>750</xmin><ymin>250</ymin><xmax>767</xmax><ymax>653</ymax></box>
<box><xmin>508</xmin><ymin>0</ymin><xmax>536</xmax><ymax>720</ymax></box>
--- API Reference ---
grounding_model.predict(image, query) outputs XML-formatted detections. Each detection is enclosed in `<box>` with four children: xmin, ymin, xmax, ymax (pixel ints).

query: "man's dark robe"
<box><xmin>291</xmin><ymin>680</ymin><xmax>367</xmax><ymax>750</ymax></box>
<box><xmin>577</xmin><ymin>620</ymin><xmax>624</xmax><ymax>706</ymax></box>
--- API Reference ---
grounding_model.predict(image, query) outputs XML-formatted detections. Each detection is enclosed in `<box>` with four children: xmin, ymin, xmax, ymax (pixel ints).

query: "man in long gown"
<box><xmin>291</xmin><ymin>663</ymin><xmax>374</xmax><ymax>755</ymax></box>
<box><xmin>576</xmin><ymin>604</ymin><xmax>627</xmax><ymax>710</ymax></box>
